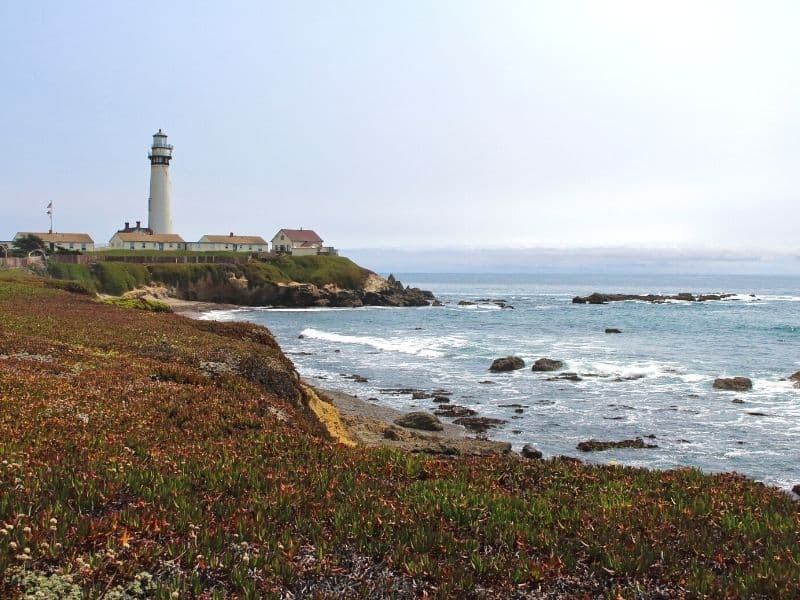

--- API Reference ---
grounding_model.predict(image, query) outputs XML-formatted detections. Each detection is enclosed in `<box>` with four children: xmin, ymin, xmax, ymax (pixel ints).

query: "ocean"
<box><xmin>204</xmin><ymin>273</ymin><xmax>800</xmax><ymax>491</ymax></box>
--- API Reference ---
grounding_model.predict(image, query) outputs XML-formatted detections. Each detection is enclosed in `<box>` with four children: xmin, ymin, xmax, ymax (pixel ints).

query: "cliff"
<box><xmin>46</xmin><ymin>255</ymin><xmax>436</xmax><ymax>307</ymax></box>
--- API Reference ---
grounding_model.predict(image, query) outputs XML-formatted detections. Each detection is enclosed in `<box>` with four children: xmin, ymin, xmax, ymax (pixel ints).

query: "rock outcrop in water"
<box><xmin>577</xmin><ymin>438</ymin><xmax>658</xmax><ymax>452</ymax></box>
<box><xmin>572</xmin><ymin>292</ymin><xmax>737</xmax><ymax>304</ymax></box>
<box><xmin>532</xmin><ymin>358</ymin><xmax>564</xmax><ymax>372</ymax></box>
<box><xmin>713</xmin><ymin>377</ymin><xmax>753</xmax><ymax>392</ymax></box>
<box><xmin>489</xmin><ymin>356</ymin><xmax>525</xmax><ymax>372</ymax></box>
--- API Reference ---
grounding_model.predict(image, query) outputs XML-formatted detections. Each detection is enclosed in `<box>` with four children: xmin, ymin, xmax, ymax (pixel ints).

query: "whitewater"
<box><xmin>205</xmin><ymin>273</ymin><xmax>800</xmax><ymax>491</ymax></box>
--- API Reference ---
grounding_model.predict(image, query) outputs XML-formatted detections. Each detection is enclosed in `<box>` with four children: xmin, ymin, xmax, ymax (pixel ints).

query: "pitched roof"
<box><xmin>16</xmin><ymin>232</ymin><xmax>94</xmax><ymax>244</ymax></box>
<box><xmin>276</xmin><ymin>229</ymin><xmax>323</xmax><ymax>243</ymax></box>
<box><xmin>113</xmin><ymin>232</ymin><xmax>185</xmax><ymax>243</ymax></box>
<box><xmin>200</xmin><ymin>235</ymin><xmax>267</xmax><ymax>245</ymax></box>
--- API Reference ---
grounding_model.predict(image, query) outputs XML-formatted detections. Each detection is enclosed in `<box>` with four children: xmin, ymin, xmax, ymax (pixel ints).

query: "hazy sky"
<box><xmin>1</xmin><ymin>1</ymin><xmax>798</xmax><ymax>260</ymax></box>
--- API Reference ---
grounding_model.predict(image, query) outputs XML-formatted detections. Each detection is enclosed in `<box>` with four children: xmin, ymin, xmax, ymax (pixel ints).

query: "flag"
<box><xmin>46</xmin><ymin>201</ymin><xmax>52</xmax><ymax>216</ymax></box>
<box><xmin>46</xmin><ymin>202</ymin><xmax>52</xmax><ymax>209</ymax></box>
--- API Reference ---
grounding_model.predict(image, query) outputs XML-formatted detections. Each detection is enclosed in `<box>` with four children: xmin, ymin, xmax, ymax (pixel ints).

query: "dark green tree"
<box><xmin>11</xmin><ymin>234</ymin><xmax>47</xmax><ymax>257</ymax></box>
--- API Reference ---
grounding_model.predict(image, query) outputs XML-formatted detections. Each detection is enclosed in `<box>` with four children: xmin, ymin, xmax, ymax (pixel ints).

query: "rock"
<box><xmin>746</xmin><ymin>411</ymin><xmax>768</xmax><ymax>417</ymax></box>
<box><xmin>458</xmin><ymin>300</ymin><xmax>475</xmax><ymax>306</ymax></box>
<box><xmin>521</xmin><ymin>444</ymin><xmax>543</xmax><ymax>459</ymax></box>
<box><xmin>532</xmin><ymin>358</ymin><xmax>564</xmax><ymax>372</ymax></box>
<box><xmin>341</xmin><ymin>373</ymin><xmax>368</xmax><ymax>383</ymax></box>
<box><xmin>792</xmin><ymin>484</ymin><xmax>800</xmax><ymax>497</ymax></box>
<box><xmin>789</xmin><ymin>370</ymin><xmax>800</xmax><ymax>382</ymax></box>
<box><xmin>411</xmin><ymin>391</ymin><xmax>431</xmax><ymax>400</ymax></box>
<box><xmin>713</xmin><ymin>377</ymin><xmax>753</xmax><ymax>391</ymax></box>
<box><xmin>489</xmin><ymin>356</ymin><xmax>525</xmax><ymax>372</ymax></box>
<box><xmin>434</xmin><ymin>405</ymin><xmax>477</xmax><ymax>418</ymax></box>
<box><xmin>432</xmin><ymin>395</ymin><xmax>450</xmax><ymax>403</ymax></box>
<box><xmin>382</xmin><ymin>427</ymin><xmax>403</xmax><ymax>440</ymax></box>
<box><xmin>297</xmin><ymin>334</ymin><xmax>305</xmax><ymax>339</ymax></box>
<box><xmin>432</xmin><ymin>300</ymin><xmax>444</xmax><ymax>307</ymax></box>
<box><xmin>394</xmin><ymin>412</ymin><xmax>444</xmax><ymax>432</ymax></box>
<box><xmin>546</xmin><ymin>372</ymin><xmax>582</xmax><ymax>382</ymax></box>
<box><xmin>577</xmin><ymin>438</ymin><xmax>658</xmax><ymax>452</ymax></box>
<box><xmin>478</xmin><ymin>380</ymin><xmax>496</xmax><ymax>384</ymax></box>
<box><xmin>732</xmin><ymin>398</ymin><xmax>745</xmax><ymax>404</ymax></box>
<box><xmin>453</xmin><ymin>416</ymin><xmax>506</xmax><ymax>433</ymax></box>
<box><xmin>605</xmin><ymin>328</ymin><xmax>622</xmax><ymax>334</ymax></box>
<box><xmin>573</xmin><ymin>292</ymin><xmax>736</xmax><ymax>304</ymax></box>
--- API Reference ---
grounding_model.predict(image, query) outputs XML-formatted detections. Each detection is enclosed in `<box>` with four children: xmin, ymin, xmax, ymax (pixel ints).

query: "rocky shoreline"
<box><xmin>167</xmin><ymin>272</ymin><xmax>437</xmax><ymax>308</ymax></box>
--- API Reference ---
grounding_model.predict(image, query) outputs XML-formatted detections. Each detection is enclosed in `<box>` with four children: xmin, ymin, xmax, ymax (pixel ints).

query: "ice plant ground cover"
<box><xmin>0</xmin><ymin>273</ymin><xmax>799</xmax><ymax>598</ymax></box>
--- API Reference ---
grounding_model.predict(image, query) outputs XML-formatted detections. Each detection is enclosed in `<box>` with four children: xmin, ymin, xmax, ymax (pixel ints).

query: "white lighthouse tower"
<box><xmin>147</xmin><ymin>129</ymin><xmax>174</xmax><ymax>234</ymax></box>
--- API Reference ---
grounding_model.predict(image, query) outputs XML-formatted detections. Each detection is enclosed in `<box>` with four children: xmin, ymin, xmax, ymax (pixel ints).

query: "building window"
<box><xmin>130</xmin><ymin>243</ymin><xmax>135</xmax><ymax>250</ymax></box>
<box><xmin>142</xmin><ymin>243</ymin><xmax>146</xmax><ymax>248</ymax></box>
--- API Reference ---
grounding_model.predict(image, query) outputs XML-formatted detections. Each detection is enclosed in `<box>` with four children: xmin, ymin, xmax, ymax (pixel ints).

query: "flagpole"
<box><xmin>46</xmin><ymin>202</ymin><xmax>53</xmax><ymax>234</ymax></box>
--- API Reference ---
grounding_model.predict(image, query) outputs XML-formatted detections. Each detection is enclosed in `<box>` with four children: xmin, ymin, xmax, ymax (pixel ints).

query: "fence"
<box><xmin>101</xmin><ymin>254</ymin><xmax>254</xmax><ymax>265</ymax></box>
<box><xmin>0</xmin><ymin>256</ymin><xmax>44</xmax><ymax>268</ymax></box>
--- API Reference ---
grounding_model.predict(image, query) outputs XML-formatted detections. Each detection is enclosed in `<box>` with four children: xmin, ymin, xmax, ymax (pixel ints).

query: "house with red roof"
<box><xmin>271</xmin><ymin>228</ymin><xmax>336</xmax><ymax>256</ymax></box>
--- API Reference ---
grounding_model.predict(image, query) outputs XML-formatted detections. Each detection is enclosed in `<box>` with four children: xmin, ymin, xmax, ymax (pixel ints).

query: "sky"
<box><xmin>1</xmin><ymin>1</ymin><xmax>798</xmax><ymax>271</ymax></box>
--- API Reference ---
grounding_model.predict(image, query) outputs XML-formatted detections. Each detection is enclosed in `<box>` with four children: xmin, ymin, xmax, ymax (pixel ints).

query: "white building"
<box><xmin>13</xmin><ymin>232</ymin><xmax>95</xmax><ymax>252</ymax></box>
<box><xmin>271</xmin><ymin>229</ymin><xmax>335</xmax><ymax>256</ymax></box>
<box><xmin>108</xmin><ymin>232</ymin><xmax>185</xmax><ymax>251</ymax></box>
<box><xmin>187</xmin><ymin>234</ymin><xmax>269</xmax><ymax>253</ymax></box>
<box><xmin>148</xmin><ymin>129</ymin><xmax>174</xmax><ymax>234</ymax></box>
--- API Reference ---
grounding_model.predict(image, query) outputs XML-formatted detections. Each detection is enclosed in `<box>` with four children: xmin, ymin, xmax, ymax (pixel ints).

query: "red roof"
<box><xmin>278</xmin><ymin>229</ymin><xmax>322</xmax><ymax>243</ymax></box>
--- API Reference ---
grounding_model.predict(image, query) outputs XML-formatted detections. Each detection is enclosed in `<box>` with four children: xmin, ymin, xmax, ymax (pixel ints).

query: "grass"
<box><xmin>100</xmin><ymin>297</ymin><xmax>172</xmax><ymax>312</ymax></box>
<box><xmin>1</xmin><ymin>277</ymin><xmax>799</xmax><ymax>598</ymax></box>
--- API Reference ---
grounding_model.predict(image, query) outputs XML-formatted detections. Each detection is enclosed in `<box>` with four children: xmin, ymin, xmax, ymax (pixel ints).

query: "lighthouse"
<box><xmin>147</xmin><ymin>129</ymin><xmax>174</xmax><ymax>234</ymax></box>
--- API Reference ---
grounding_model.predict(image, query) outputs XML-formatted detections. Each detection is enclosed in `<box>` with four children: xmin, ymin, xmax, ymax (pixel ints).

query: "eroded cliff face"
<box><xmin>162</xmin><ymin>271</ymin><xmax>436</xmax><ymax>307</ymax></box>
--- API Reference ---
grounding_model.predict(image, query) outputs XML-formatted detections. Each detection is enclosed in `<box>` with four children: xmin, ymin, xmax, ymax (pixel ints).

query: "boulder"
<box><xmin>411</xmin><ymin>391</ymin><xmax>431</xmax><ymax>400</ymax></box>
<box><xmin>382</xmin><ymin>427</ymin><xmax>403</xmax><ymax>440</ymax></box>
<box><xmin>577</xmin><ymin>438</ymin><xmax>658</xmax><ymax>452</ymax></box>
<box><xmin>605</xmin><ymin>328</ymin><xmax>622</xmax><ymax>334</ymax></box>
<box><xmin>532</xmin><ymin>358</ymin><xmax>564</xmax><ymax>372</ymax></box>
<box><xmin>793</xmin><ymin>484</ymin><xmax>800</xmax><ymax>497</ymax></box>
<box><xmin>432</xmin><ymin>395</ymin><xmax>450</xmax><ymax>403</ymax></box>
<box><xmin>395</xmin><ymin>412</ymin><xmax>444</xmax><ymax>431</ymax></box>
<box><xmin>489</xmin><ymin>356</ymin><xmax>525</xmax><ymax>372</ymax></box>
<box><xmin>521</xmin><ymin>444</ymin><xmax>542</xmax><ymax>459</ymax></box>
<box><xmin>453</xmin><ymin>416</ymin><xmax>506</xmax><ymax>433</ymax></box>
<box><xmin>546</xmin><ymin>372</ymin><xmax>582</xmax><ymax>382</ymax></box>
<box><xmin>434</xmin><ymin>405</ymin><xmax>477</xmax><ymax>418</ymax></box>
<box><xmin>713</xmin><ymin>377</ymin><xmax>752</xmax><ymax>392</ymax></box>
<box><xmin>458</xmin><ymin>300</ymin><xmax>475</xmax><ymax>306</ymax></box>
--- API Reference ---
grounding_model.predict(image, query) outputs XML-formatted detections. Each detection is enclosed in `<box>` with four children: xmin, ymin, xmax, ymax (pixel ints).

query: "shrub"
<box><xmin>46</xmin><ymin>263</ymin><xmax>97</xmax><ymax>293</ymax></box>
<box><xmin>90</xmin><ymin>262</ymin><xmax>149</xmax><ymax>295</ymax></box>
<box><xmin>148</xmin><ymin>264</ymin><xmax>231</xmax><ymax>288</ymax></box>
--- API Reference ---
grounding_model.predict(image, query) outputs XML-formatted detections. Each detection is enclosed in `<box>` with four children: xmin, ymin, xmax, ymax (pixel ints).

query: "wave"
<box><xmin>298</xmin><ymin>328</ymin><xmax>468</xmax><ymax>358</ymax></box>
